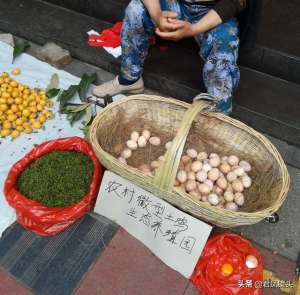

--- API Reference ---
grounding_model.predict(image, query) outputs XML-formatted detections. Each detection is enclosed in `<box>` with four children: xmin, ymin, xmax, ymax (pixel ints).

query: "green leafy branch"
<box><xmin>55</xmin><ymin>73</ymin><xmax>97</xmax><ymax>126</ymax></box>
<box><xmin>13</xmin><ymin>40</ymin><xmax>31</xmax><ymax>63</ymax></box>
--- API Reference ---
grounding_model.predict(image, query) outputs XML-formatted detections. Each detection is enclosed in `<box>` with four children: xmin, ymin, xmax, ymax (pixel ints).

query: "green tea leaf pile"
<box><xmin>17</xmin><ymin>151</ymin><xmax>94</xmax><ymax>207</ymax></box>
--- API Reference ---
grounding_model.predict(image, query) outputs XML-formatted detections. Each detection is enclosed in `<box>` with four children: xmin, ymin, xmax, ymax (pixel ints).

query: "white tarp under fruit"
<box><xmin>0</xmin><ymin>41</ymin><xmax>96</xmax><ymax>236</ymax></box>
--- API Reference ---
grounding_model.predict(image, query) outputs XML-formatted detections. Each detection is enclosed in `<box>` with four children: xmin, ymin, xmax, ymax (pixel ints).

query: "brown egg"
<box><xmin>130</xmin><ymin>131</ymin><xmax>140</xmax><ymax>142</ymax></box>
<box><xmin>224</xmin><ymin>191</ymin><xmax>234</xmax><ymax>202</ymax></box>
<box><xmin>209</xmin><ymin>157</ymin><xmax>221</xmax><ymax>168</ymax></box>
<box><xmin>197</xmin><ymin>152</ymin><xmax>208</xmax><ymax>161</ymax></box>
<box><xmin>149</xmin><ymin>137</ymin><xmax>161</xmax><ymax>146</ymax></box>
<box><xmin>201</xmin><ymin>195</ymin><xmax>208</xmax><ymax>202</ymax></box>
<box><xmin>126</xmin><ymin>140</ymin><xmax>138</xmax><ymax>150</ymax></box>
<box><xmin>202</xmin><ymin>163</ymin><xmax>212</xmax><ymax>172</ymax></box>
<box><xmin>241</xmin><ymin>175</ymin><xmax>252</xmax><ymax>188</ymax></box>
<box><xmin>208</xmin><ymin>168</ymin><xmax>220</xmax><ymax>182</ymax></box>
<box><xmin>142</xmin><ymin>130</ymin><xmax>151</xmax><ymax>140</ymax></box>
<box><xmin>225</xmin><ymin>202</ymin><xmax>238</xmax><ymax>211</ymax></box>
<box><xmin>191</xmin><ymin>161</ymin><xmax>203</xmax><ymax>172</ymax></box>
<box><xmin>232</xmin><ymin>180</ymin><xmax>244</xmax><ymax>193</ymax></box>
<box><xmin>137</xmin><ymin>136</ymin><xmax>147</xmax><ymax>148</ymax></box>
<box><xmin>121</xmin><ymin>148</ymin><xmax>132</xmax><ymax>159</ymax></box>
<box><xmin>118</xmin><ymin>157</ymin><xmax>127</xmax><ymax>164</ymax></box>
<box><xmin>228</xmin><ymin>155</ymin><xmax>239</xmax><ymax>166</ymax></box>
<box><xmin>227</xmin><ymin>171</ymin><xmax>237</xmax><ymax>182</ymax></box>
<box><xmin>165</xmin><ymin>141</ymin><xmax>173</xmax><ymax>150</ymax></box>
<box><xmin>196</xmin><ymin>170</ymin><xmax>207</xmax><ymax>182</ymax></box>
<box><xmin>219</xmin><ymin>163</ymin><xmax>231</xmax><ymax>174</ymax></box>
<box><xmin>189</xmin><ymin>190</ymin><xmax>200</xmax><ymax>200</ymax></box>
<box><xmin>151</xmin><ymin>160</ymin><xmax>160</xmax><ymax>169</ymax></box>
<box><xmin>234</xmin><ymin>192</ymin><xmax>245</xmax><ymax>206</ymax></box>
<box><xmin>177</xmin><ymin>170</ymin><xmax>187</xmax><ymax>183</ymax></box>
<box><xmin>187</xmin><ymin>171</ymin><xmax>196</xmax><ymax>181</ymax></box>
<box><xmin>209</xmin><ymin>153</ymin><xmax>219</xmax><ymax>158</ymax></box>
<box><xmin>186</xmin><ymin>149</ymin><xmax>198</xmax><ymax>159</ymax></box>
<box><xmin>208</xmin><ymin>193</ymin><xmax>219</xmax><ymax>206</ymax></box>
<box><xmin>181</xmin><ymin>155</ymin><xmax>192</xmax><ymax>164</ymax></box>
<box><xmin>239</xmin><ymin>160</ymin><xmax>252</xmax><ymax>172</ymax></box>
<box><xmin>198</xmin><ymin>183</ymin><xmax>211</xmax><ymax>194</ymax></box>
<box><xmin>226</xmin><ymin>183</ymin><xmax>233</xmax><ymax>193</ymax></box>
<box><xmin>186</xmin><ymin>180</ymin><xmax>197</xmax><ymax>192</ymax></box>
<box><xmin>204</xmin><ymin>179</ymin><xmax>214</xmax><ymax>190</ymax></box>
<box><xmin>217</xmin><ymin>177</ymin><xmax>228</xmax><ymax>190</ymax></box>
<box><xmin>185</xmin><ymin>162</ymin><xmax>192</xmax><ymax>172</ymax></box>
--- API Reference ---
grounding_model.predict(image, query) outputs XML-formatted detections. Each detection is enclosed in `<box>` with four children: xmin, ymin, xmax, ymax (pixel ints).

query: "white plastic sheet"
<box><xmin>0</xmin><ymin>41</ymin><xmax>86</xmax><ymax>236</ymax></box>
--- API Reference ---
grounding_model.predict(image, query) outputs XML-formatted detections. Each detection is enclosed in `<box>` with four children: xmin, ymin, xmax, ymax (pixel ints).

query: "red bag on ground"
<box><xmin>4</xmin><ymin>137</ymin><xmax>102</xmax><ymax>236</ymax></box>
<box><xmin>191</xmin><ymin>233</ymin><xmax>263</xmax><ymax>295</ymax></box>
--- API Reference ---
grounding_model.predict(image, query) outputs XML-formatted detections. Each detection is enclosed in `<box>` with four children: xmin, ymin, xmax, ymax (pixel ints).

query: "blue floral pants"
<box><xmin>120</xmin><ymin>0</ymin><xmax>240</xmax><ymax>114</ymax></box>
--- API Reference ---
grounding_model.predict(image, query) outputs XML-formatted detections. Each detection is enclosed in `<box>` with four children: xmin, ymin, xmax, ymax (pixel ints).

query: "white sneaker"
<box><xmin>93</xmin><ymin>76</ymin><xmax>144</xmax><ymax>97</ymax></box>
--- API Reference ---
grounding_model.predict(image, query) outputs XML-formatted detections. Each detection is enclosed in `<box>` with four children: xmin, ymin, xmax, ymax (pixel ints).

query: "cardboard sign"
<box><xmin>94</xmin><ymin>171</ymin><xmax>212</xmax><ymax>278</ymax></box>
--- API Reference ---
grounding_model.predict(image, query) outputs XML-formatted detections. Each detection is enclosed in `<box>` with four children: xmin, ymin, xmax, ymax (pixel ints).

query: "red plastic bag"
<box><xmin>4</xmin><ymin>137</ymin><xmax>103</xmax><ymax>236</ymax></box>
<box><xmin>191</xmin><ymin>233</ymin><xmax>263</xmax><ymax>295</ymax></box>
<box><xmin>88</xmin><ymin>22</ymin><xmax>123</xmax><ymax>48</ymax></box>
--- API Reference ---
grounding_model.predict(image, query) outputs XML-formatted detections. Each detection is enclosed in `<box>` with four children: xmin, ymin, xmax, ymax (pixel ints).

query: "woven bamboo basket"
<box><xmin>89</xmin><ymin>94</ymin><xmax>290</xmax><ymax>228</ymax></box>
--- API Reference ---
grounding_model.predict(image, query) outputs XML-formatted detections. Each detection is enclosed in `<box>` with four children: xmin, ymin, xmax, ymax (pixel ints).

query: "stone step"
<box><xmin>0</xmin><ymin>0</ymin><xmax>299</xmax><ymax>146</ymax></box>
<box><xmin>43</xmin><ymin>0</ymin><xmax>300</xmax><ymax>85</ymax></box>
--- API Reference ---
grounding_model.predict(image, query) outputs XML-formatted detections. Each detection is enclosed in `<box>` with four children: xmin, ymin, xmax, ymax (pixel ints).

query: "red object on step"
<box><xmin>88</xmin><ymin>22</ymin><xmax>123</xmax><ymax>48</ymax></box>
<box><xmin>191</xmin><ymin>233</ymin><xmax>263</xmax><ymax>295</ymax></box>
<box><xmin>87</xmin><ymin>22</ymin><xmax>162</xmax><ymax>50</ymax></box>
<box><xmin>4</xmin><ymin>137</ymin><xmax>102</xmax><ymax>236</ymax></box>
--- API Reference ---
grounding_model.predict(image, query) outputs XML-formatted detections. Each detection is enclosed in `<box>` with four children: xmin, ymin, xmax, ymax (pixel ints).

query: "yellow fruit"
<box><xmin>24</xmin><ymin>126</ymin><xmax>33</xmax><ymax>134</ymax></box>
<box><xmin>22</xmin><ymin>121</ymin><xmax>30</xmax><ymax>128</ymax></box>
<box><xmin>7</xmin><ymin>114</ymin><xmax>17</xmax><ymax>122</ymax></box>
<box><xmin>40</xmin><ymin>100</ymin><xmax>46</xmax><ymax>106</ymax></box>
<box><xmin>39</xmin><ymin>115</ymin><xmax>47</xmax><ymax>123</ymax></box>
<box><xmin>7</xmin><ymin>98</ymin><xmax>14</xmax><ymax>104</ymax></box>
<box><xmin>39</xmin><ymin>90</ymin><xmax>46</xmax><ymax>96</ymax></box>
<box><xmin>23</xmin><ymin>89</ymin><xmax>30</xmax><ymax>95</ymax></box>
<box><xmin>18</xmin><ymin>85</ymin><xmax>25</xmax><ymax>92</ymax></box>
<box><xmin>14</xmin><ymin>97</ymin><xmax>22</xmax><ymax>105</ymax></box>
<box><xmin>36</xmin><ymin>104</ymin><xmax>43</xmax><ymax>111</ymax></box>
<box><xmin>32</xmin><ymin>121</ymin><xmax>41</xmax><ymax>129</ymax></box>
<box><xmin>15</xmin><ymin>118</ymin><xmax>24</xmax><ymax>126</ymax></box>
<box><xmin>1</xmin><ymin>72</ymin><xmax>9</xmax><ymax>78</ymax></box>
<box><xmin>29</xmin><ymin>101</ymin><xmax>36</xmax><ymax>107</ymax></box>
<box><xmin>0</xmin><ymin>129</ymin><xmax>10</xmax><ymax>137</ymax></box>
<box><xmin>29</xmin><ymin>118</ymin><xmax>36</xmax><ymax>124</ymax></box>
<box><xmin>11</xmin><ymin>105</ymin><xmax>19</xmax><ymax>113</ymax></box>
<box><xmin>12</xmin><ymin>91</ymin><xmax>19</xmax><ymax>98</ymax></box>
<box><xmin>10</xmin><ymin>81</ymin><xmax>18</xmax><ymax>88</ymax></box>
<box><xmin>29</xmin><ymin>94</ymin><xmax>36</xmax><ymax>101</ymax></box>
<box><xmin>2</xmin><ymin>121</ymin><xmax>12</xmax><ymax>129</ymax></box>
<box><xmin>11</xmin><ymin>68</ymin><xmax>21</xmax><ymax>76</ymax></box>
<box><xmin>2</xmin><ymin>92</ymin><xmax>10</xmax><ymax>99</ymax></box>
<box><xmin>22</xmin><ymin>100</ymin><xmax>29</xmax><ymax>107</ymax></box>
<box><xmin>4</xmin><ymin>78</ymin><xmax>11</xmax><ymax>84</ymax></box>
<box><xmin>11</xmin><ymin>130</ymin><xmax>20</xmax><ymax>138</ymax></box>
<box><xmin>22</xmin><ymin>109</ymin><xmax>30</xmax><ymax>117</ymax></box>
<box><xmin>46</xmin><ymin>101</ymin><xmax>53</xmax><ymax>107</ymax></box>
<box><xmin>29</xmin><ymin>113</ymin><xmax>36</xmax><ymax>119</ymax></box>
<box><xmin>0</xmin><ymin>98</ymin><xmax>6</xmax><ymax>104</ymax></box>
<box><xmin>16</xmin><ymin>126</ymin><xmax>24</xmax><ymax>132</ymax></box>
<box><xmin>0</xmin><ymin>104</ymin><xmax>8</xmax><ymax>111</ymax></box>
<box><xmin>16</xmin><ymin>111</ymin><xmax>22</xmax><ymax>117</ymax></box>
<box><xmin>18</xmin><ymin>105</ymin><xmax>24</xmax><ymax>111</ymax></box>
<box><xmin>29</xmin><ymin>106</ymin><xmax>37</xmax><ymax>113</ymax></box>
<box><xmin>6</xmin><ymin>109</ymin><xmax>14</xmax><ymax>115</ymax></box>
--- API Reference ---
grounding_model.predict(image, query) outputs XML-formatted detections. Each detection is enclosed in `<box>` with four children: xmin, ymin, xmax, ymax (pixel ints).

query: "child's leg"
<box><xmin>120</xmin><ymin>0</ymin><xmax>182</xmax><ymax>82</ymax></box>
<box><xmin>196</xmin><ymin>18</ymin><xmax>240</xmax><ymax>114</ymax></box>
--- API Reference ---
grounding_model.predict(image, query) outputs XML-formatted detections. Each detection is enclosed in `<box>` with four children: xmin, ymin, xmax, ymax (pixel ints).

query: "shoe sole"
<box><xmin>93</xmin><ymin>87</ymin><xmax>144</xmax><ymax>98</ymax></box>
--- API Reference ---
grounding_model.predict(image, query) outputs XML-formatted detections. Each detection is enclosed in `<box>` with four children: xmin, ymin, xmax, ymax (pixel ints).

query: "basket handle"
<box><xmin>152</xmin><ymin>93</ymin><xmax>217</xmax><ymax>192</ymax></box>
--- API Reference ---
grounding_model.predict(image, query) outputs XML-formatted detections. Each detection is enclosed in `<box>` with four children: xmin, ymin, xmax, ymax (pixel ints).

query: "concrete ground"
<box><xmin>0</xmin><ymin>35</ymin><xmax>299</xmax><ymax>294</ymax></box>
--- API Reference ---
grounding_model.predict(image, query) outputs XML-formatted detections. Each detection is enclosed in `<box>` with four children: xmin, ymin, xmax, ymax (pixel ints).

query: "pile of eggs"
<box><xmin>117</xmin><ymin>131</ymin><xmax>253</xmax><ymax>212</ymax></box>
<box><xmin>174</xmin><ymin>149</ymin><xmax>252</xmax><ymax>211</ymax></box>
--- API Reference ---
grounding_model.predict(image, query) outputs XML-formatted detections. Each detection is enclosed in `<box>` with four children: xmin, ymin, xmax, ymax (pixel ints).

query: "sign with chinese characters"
<box><xmin>94</xmin><ymin>171</ymin><xmax>212</xmax><ymax>278</ymax></box>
